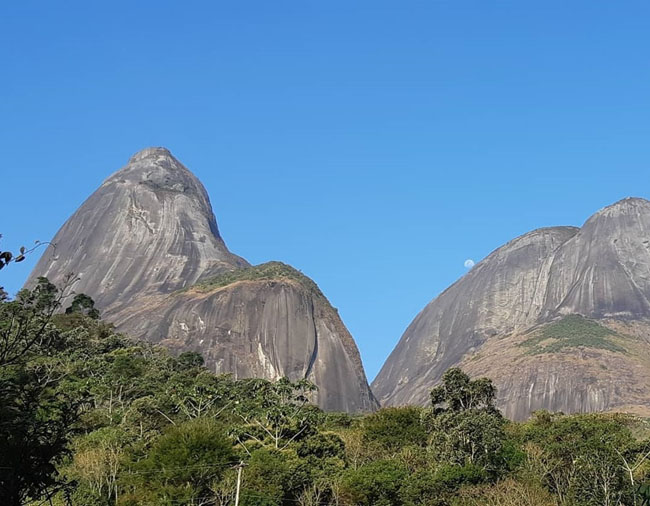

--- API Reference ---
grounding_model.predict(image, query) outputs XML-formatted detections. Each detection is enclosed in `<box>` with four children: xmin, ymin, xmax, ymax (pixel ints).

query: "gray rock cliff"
<box><xmin>118</xmin><ymin>263</ymin><xmax>376</xmax><ymax>412</ymax></box>
<box><xmin>27</xmin><ymin>148</ymin><xmax>377</xmax><ymax>413</ymax></box>
<box><xmin>29</xmin><ymin>147</ymin><xmax>248</xmax><ymax>318</ymax></box>
<box><xmin>543</xmin><ymin>198</ymin><xmax>650</xmax><ymax>319</ymax></box>
<box><xmin>374</xmin><ymin>198</ymin><xmax>650</xmax><ymax>419</ymax></box>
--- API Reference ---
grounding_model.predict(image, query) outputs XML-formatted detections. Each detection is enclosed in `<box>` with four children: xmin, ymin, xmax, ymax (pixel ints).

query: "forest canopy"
<box><xmin>2</xmin><ymin>279</ymin><xmax>650</xmax><ymax>506</ymax></box>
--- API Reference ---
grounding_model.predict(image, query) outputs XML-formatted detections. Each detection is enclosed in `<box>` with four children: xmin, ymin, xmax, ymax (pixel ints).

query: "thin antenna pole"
<box><xmin>234</xmin><ymin>461</ymin><xmax>244</xmax><ymax>506</ymax></box>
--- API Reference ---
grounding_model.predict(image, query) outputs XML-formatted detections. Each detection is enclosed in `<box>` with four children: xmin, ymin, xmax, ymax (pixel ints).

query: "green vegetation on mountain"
<box><xmin>520</xmin><ymin>314</ymin><xmax>627</xmax><ymax>355</ymax></box>
<box><xmin>3</xmin><ymin>280</ymin><xmax>650</xmax><ymax>505</ymax></box>
<box><xmin>191</xmin><ymin>261</ymin><xmax>327</xmax><ymax>300</ymax></box>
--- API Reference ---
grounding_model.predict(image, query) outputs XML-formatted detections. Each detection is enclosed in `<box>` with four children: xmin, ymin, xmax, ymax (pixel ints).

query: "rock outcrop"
<box><xmin>27</xmin><ymin>148</ymin><xmax>377</xmax><ymax>413</ymax></box>
<box><xmin>373</xmin><ymin>198</ymin><xmax>650</xmax><ymax>419</ymax></box>
<box><xmin>118</xmin><ymin>262</ymin><xmax>375</xmax><ymax>413</ymax></box>
<box><xmin>29</xmin><ymin>147</ymin><xmax>248</xmax><ymax>318</ymax></box>
<box><xmin>543</xmin><ymin>198</ymin><xmax>650</xmax><ymax>319</ymax></box>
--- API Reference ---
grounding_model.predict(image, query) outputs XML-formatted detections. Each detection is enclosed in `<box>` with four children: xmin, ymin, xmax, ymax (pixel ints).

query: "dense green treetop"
<box><xmin>2</xmin><ymin>280</ymin><xmax>650</xmax><ymax>506</ymax></box>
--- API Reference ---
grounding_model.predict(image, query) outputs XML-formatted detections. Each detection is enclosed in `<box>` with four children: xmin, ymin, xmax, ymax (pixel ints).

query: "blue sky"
<box><xmin>1</xmin><ymin>1</ymin><xmax>649</xmax><ymax>380</ymax></box>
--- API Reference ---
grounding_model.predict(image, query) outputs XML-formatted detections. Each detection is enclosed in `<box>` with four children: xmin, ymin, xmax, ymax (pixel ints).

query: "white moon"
<box><xmin>464</xmin><ymin>259</ymin><xmax>475</xmax><ymax>269</ymax></box>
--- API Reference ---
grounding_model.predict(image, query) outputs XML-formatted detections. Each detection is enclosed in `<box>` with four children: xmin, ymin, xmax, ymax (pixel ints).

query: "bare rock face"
<box><xmin>29</xmin><ymin>147</ymin><xmax>248</xmax><ymax>318</ymax></box>
<box><xmin>27</xmin><ymin>148</ymin><xmax>377</xmax><ymax>413</ymax></box>
<box><xmin>118</xmin><ymin>262</ymin><xmax>377</xmax><ymax>412</ymax></box>
<box><xmin>457</xmin><ymin>317</ymin><xmax>650</xmax><ymax>420</ymax></box>
<box><xmin>374</xmin><ymin>198</ymin><xmax>650</xmax><ymax>419</ymax></box>
<box><xmin>543</xmin><ymin>198</ymin><xmax>650</xmax><ymax>319</ymax></box>
<box><xmin>372</xmin><ymin>226</ymin><xmax>579</xmax><ymax>407</ymax></box>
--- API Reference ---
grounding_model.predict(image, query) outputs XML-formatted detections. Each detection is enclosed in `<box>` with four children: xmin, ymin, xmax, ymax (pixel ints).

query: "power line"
<box><xmin>121</xmin><ymin>460</ymin><xmax>243</xmax><ymax>475</ymax></box>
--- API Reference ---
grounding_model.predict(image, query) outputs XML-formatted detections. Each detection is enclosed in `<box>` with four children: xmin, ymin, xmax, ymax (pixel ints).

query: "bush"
<box><xmin>399</xmin><ymin>464</ymin><xmax>487</xmax><ymax>506</ymax></box>
<box><xmin>122</xmin><ymin>418</ymin><xmax>234</xmax><ymax>504</ymax></box>
<box><xmin>341</xmin><ymin>459</ymin><xmax>409</xmax><ymax>506</ymax></box>
<box><xmin>363</xmin><ymin>406</ymin><xmax>427</xmax><ymax>453</ymax></box>
<box><xmin>520</xmin><ymin>412</ymin><xmax>639</xmax><ymax>505</ymax></box>
<box><xmin>241</xmin><ymin>448</ymin><xmax>303</xmax><ymax>505</ymax></box>
<box><xmin>453</xmin><ymin>478</ymin><xmax>558</xmax><ymax>506</ymax></box>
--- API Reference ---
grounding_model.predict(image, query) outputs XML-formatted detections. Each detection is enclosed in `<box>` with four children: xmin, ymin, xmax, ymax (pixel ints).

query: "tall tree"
<box><xmin>426</xmin><ymin>369</ymin><xmax>507</xmax><ymax>473</ymax></box>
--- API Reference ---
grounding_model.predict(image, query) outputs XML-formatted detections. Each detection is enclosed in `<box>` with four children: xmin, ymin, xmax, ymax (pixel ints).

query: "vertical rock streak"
<box><xmin>374</xmin><ymin>198</ymin><xmax>650</xmax><ymax>418</ymax></box>
<box><xmin>27</xmin><ymin>148</ymin><xmax>377</xmax><ymax>413</ymax></box>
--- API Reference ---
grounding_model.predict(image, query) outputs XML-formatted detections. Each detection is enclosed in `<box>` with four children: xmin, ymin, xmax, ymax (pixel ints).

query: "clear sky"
<box><xmin>1</xmin><ymin>1</ymin><xmax>649</xmax><ymax>380</ymax></box>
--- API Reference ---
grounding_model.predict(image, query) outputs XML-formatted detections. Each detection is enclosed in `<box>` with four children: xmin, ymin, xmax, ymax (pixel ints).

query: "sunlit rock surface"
<box><xmin>29</xmin><ymin>147</ymin><xmax>248</xmax><ymax>316</ymax></box>
<box><xmin>119</xmin><ymin>267</ymin><xmax>376</xmax><ymax>413</ymax></box>
<box><xmin>374</xmin><ymin>198</ymin><xmax>650</xmax><ymax>419</ymax></box>
<box><xmin>28</xmin><ymin>148</ymin><xmax>377</xmax><ymax>412</ymax></box>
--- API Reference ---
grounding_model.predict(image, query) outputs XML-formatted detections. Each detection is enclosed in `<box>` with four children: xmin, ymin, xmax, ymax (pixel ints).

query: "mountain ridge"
<box><xmin>27</xmin><ymin>148</ymin><xmax>377</xmax><ymax>412</ymax></box>
<box><xmin>374</xmin><ymin>196</ymin><xmax>650</xmax><ymax>419</ymax></box>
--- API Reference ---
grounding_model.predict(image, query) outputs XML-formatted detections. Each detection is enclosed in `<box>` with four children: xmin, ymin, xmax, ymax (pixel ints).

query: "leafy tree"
<box><xmin>0</xmin><ymin>354</ymin><xmax>81</xmax><ymax>505</ymax></box>
<box><xmin>166</xmin><ymin>369</ymin><xmax>236</xmax><ymax>421</ymax></box>
<box><xmin>340</xmin><ymin>459</ymin><xmax>409</xmax><ymax>506</ymax></box>
<box><xmin>240</xmin><ymin>448</ymin><xmax>302</xmax><ymax>506</ymax></box>
<box><xmin>0</xmin><ymin>277</ymin><xmax>64</xmax><ymax>366</ymax></box>
<box><xmin>231</xmin><ymin>377</ymin><xmax>320</xmax><ymax>453</ymax></box>
<box><xmin>7</xmin><ymin>276</ymin><xmax>650</xmax><ymax>506</ymax></box>
<box><xmin>362</xmin><ymin>406</ymin><xmax>427</xmax><ymax>453</ymax></box>
<box><xmin>521</xmin><ymin>412</ymin><xmax>646</xmax><ymax>506</ymax></box>
<box><xmin>297</xmin><ymin>432</ymin><xmax>346</xmax><ymax>461</ymax></box>
<box><xmin>66</xmin><ymin>293</ymin><xmax>101</xmax><ymax>319</ymax></box>
<box><xmin>0</xmin><ymin>278</ymin><xmax>85</xmax><ymax>505</ymax></box>
<box><xmin>336</xmin><ymin>423</ymin><xmax>385</xmax><ymax>471</ymax></box>
<box><xmin>121</xmin><ymin>418</ymin><xmax>235</xmax><ymax>505</ymax></box>
<box><xmin>66</xmin><ymin>427</ymin><xmax>132</xmax><ymax>505</ymax></box>
<box><xmin>430</xmin><ymin>368</ymin><xmax>497</xmax><ymax>413</ymax></box>
<box><xmin>400</xmin><ymin>464</ymin><xmax>486</xmax><ymax>506</ymax></box>
<box><xmin>295</xmin><ymin>432</ymin><xmax>347</xmax><ymax>502</ymax></box>
<box><xmin>428</xmin><ymin>409</ymin><xmax>507</xmax><ymax>470</ymax></box>
<box><xmin>177</xmin><ymin>351</ymin><xmax>205</xmax><ymax>370</ymax></box>
<box><xmin>426</xmin><ymin>369</ymin><xmax>508</xmax><ymax>474</ymax></box>
<box><xmin>398</xmin><ymin>469</ymin><xmax>442</xmax><ymax>506</ymax></box>
<box><xmin>453</xmin><ymin>478</ymin><xmax>558</xmax><ymax>506</ymax></box>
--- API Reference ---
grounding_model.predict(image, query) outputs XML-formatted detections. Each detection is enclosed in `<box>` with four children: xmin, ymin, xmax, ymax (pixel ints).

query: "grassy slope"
<box><xmin>188</xmin><ymin>261</ymin><xmax>328</xmax><ymax>302</ymax></box>
<box><xmin>519</xmin><ymin>314</ymin><xmax>627</xmax><ymax>355</ymax></box>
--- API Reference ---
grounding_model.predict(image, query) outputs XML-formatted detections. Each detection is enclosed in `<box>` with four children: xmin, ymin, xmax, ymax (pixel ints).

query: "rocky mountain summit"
<box><xmin>29</xmin><ymin>147</ymin><xmax>248</xmax><ymax>316</ymax></box>
<box><xmin>373</xmin><ymin>198</ymin><xmax>650</xmax><ymax>419</ymax></box>
<box><xmin>28</xmin><ymin>147</ymin><xmax>377</xmax><ymax>412</ymax></box>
